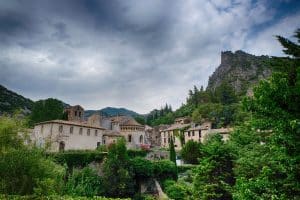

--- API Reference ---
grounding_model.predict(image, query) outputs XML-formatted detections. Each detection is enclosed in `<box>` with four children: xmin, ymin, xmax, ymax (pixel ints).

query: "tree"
<box><xmin>169</xmin><ymin>136</ymin><xmax>178</xmax><ymax>180</ymax></box>
<box><xmin>101</xmin><ymin>139</ymin><xmax>135</xmax><ymax>197</ymax></box>
<box><xmin>193</xmin><ymin>134</ymin><xmax>234</xmax><ymax>200</ymax></box>
<box><xmin>0</xmin><ymin>116</ymin><xmax>65</xmax><ymax>195</ymax></box>
<box><xmin>181</xmin><ymin>140</ymin><xmax>202</xmax><ymax>164</ymax></box>
<box><xmin>230</xmin><ymin>28</ymin><xmax>300</xmax><ymax>199</ymax></box>
<box><xmin>29</xmin><ymin>98</ymin><xmax>64</xmax><ymax>126</ymax></box>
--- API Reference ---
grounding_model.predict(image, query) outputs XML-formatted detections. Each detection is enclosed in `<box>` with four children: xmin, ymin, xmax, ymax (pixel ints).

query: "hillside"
<box><xmin>0</xmin><ymin>85</ymin><xmax>34</xmax><ymax>115</ymax></box>
<box><xmin>85</xmin><ymin>107</ymin><xmax>141</xmax><ymax>118</ymax></box>
<box><xmin>207</xmin><ymin>50</ymin><xmax>273</xmax><ymax>95</ymax></box>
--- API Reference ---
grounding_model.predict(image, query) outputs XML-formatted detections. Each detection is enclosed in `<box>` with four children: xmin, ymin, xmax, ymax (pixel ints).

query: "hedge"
<box><xmin>127</xmin><ymin>150</ymin><xmax>148</xmax><ymax>158</ymax></box>
<box><xmin>0</xmin><ymin>195</ymin><xmax>130</xmax><ymax>200</ymax></box>
<box><xmin>47</xmin><ymin>150</ymin><xmax>106</xmax><ymax>168</ymax></box>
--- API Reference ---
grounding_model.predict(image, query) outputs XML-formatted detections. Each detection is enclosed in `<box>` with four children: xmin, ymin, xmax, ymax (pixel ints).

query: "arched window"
<box><xmin>59</xmin><ymin>141</ymin><xmax>65</xmax><ymax>152</ymax></box>
<box><xmin>139</xmin><ymin>135</ymin><xmax>143</xmax><ymax>144</ymax></box>
<box><xmin>128</xmin><ymin>134</ymin><xmax>132</xmax><ymax>142</ymax></box>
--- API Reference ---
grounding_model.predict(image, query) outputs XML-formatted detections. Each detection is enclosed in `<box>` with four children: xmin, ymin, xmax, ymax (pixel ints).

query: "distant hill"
<box><xmin>207</xmin><ymin>50</ymin><xmax>273</xmax><ymax>96</ymax></box>
<box><xmin>0</xmin><ymin>85</ymin><xmax>34</xmax><ymax>115</ymax></box>
<box><xmin>85</xmin><ymin>107</ymin><xmax>141</xmax><ymax>118</ymax></box>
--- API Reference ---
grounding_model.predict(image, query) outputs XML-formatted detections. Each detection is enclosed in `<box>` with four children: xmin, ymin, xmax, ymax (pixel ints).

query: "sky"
<box><xmin>0</xmin><ymin>0</ymin><xmax>300</xmax><ymax>114</ymax></box>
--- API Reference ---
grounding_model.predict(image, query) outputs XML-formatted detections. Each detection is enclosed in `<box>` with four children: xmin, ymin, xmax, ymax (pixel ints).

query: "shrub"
<box><xmin>127</xmin><ymin>149</ymin><xmax>148</xmax><ymax>158</ymax></box>
<box><xmin>64</xmin><ymin>167</ymin><xmax>102</xmax><ymax>197</ymax></box>
<box><xmin>180</xmin><ymin>140</ymin><xmax>202</xmax><ymax>164</ymax></box>
<box><xmin>153</xmin><ymin>160</ymin><xmax>177</xmax><ymax>181</ymax></box>
<box><xmin>130</xmin><ymin>157</ymin><xmax>154</xmax><ymax>179</ymax></box>
<box><xmin>0</xmin><ymin>195</ymin><xmax>130</xmax><ymax>200</ymax></box>
<box><xmin>48</xmin><ymin>150</ymin><xmax>106</xmax><ymax>168</ymax></box>
<box><xmin>163</xmin><ymin>180</ymin><xmax>191</xmax><ymax>200</ymax></box>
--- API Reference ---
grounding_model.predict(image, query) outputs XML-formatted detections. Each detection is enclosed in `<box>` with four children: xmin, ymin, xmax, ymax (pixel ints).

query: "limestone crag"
<box><xmin>207</xmin><ymin>50</ymin><xmax>272</xmax><ymax>95</ymax></box>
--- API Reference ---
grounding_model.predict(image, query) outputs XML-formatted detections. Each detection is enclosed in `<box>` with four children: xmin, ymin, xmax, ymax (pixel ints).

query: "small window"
<box><xmin>95</xmin><ymin>130</ymin><xmax>98</xmax><ymax>136</ymax></box>
<box><xmin>188</xmin><ymin>131</ymin><xmax>190</xmax><ymax>137</ymax></box>
<box><xmin>79</xmin><ymin>128</ymin><xmax>83</xmax><ymax>135</ymax></box>
<box><xmin>41</xmin><ymin>125</ymin><xmax>44</xmax><ymax>134</ymax></box>
<box><xmin>97</xmin><ymin>142</ymin><xmax>101</xmax><ymax>147</ymax></box>
<box><xmin>103</xmin><ymin>139</ymin><xmax>106</xmax><ymax>144</ymax></box>
<box><xmin>59</xmin><ymin>125</ymin><xmax>63</xmax><ymax>133</ymax></box>
<box><xmin>75</xmin><ymin>111</ymin><xmax>77</xmax><ymax>116</ymax></box>
<box><xmin>79</xmin><ymin>112</ymin><xmax>81</xmax><ymax>117</ymax></box>
<box><xmin>87</xmin><ymin>129</ymin><xmax>90</xmax><ymax>136</ymax></box>
<box><xmin>164</xmin><ymin>138</ymin><xmax>166</xmax><ymax>143</ymax></box>
<box><xmin>70</xmin><ymin>126</ymin><xmax>73</xmax><ymax>134</ymax></box>
<box><xmin>199</xmin><ymin>130</ymin><xmax>201</xmax><ymax>138</ymax></box>
<box><xmin>192</xmin><ymin>131</ymin><xmax>195</xmax><ymax>136</ymax></box>
<box><xmin>128</xmin><ymin>134</ymin><xmax>132</xmax><ymax>142</ymax></box>
<box><xmin>139</xmin><ymin>135</ymin><xmax>143</xmax><ymax>144</ymax></box>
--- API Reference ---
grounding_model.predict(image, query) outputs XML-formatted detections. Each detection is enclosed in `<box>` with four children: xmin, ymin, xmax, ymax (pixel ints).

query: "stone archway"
<box><xmin>59</xmin><ymin>141</ymin><xmax>65</xmax><ymax>152</ymax></box>
<box><xmin>139</xmin><ymin>135</ymin><xmax>143</xmax><ymax>144</ymax></box>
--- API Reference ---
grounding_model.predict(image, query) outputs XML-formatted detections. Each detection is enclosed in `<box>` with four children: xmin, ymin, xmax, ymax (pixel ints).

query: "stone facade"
<box><xmin>64</xmin><ymin>105</ymin><xmax>84</xmax><ymax>122</ymax></box>
<box><xmin>32</xmin><ymin>120</ymin><xmax>110</xmax><ymax>152</ymax></box>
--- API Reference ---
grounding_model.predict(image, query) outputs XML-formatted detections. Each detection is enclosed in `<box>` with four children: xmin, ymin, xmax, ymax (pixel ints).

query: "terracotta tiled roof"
<box><xmin>103</xmin><ymin>130</ymin><xmax>123</xmax><ymax>137</ymax></box>
<box><xmin>35</xmin><ymin>120</ymin><xmax>106</xmax><ymax>130</ymax></box>
<box><xmin>110</xmin><ymin>116</ymin><xmax>144</xmax><ymax>127</ymax></box>
<box><xmin>161</xmin><ymin>123</ymin><xmax>190</xmax><ymax>131</ymax></box>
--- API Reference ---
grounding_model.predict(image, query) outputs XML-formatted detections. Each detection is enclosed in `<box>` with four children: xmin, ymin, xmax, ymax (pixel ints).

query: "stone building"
<box><xmin>160</xmin><ymin>121</ymin><xmax>190</xmax><ymax>151</ymax></box>
<box><xmin>160</xmin><ymin>119</ymin><xmax>233</xmax><ymax>150</ymax></box>
<box><xmin>146</xmin><ymin>125</ymin><xmax>170</xmax><ymax>147</ymax></box>
<box><xmin>32</xmin><ymin>120</ymin><xmax>110</xmax><ymax>151</ymax></box>
<box><xmin>109</xmin><ymin>116</ymin><xmax>146</xmax><ymax>149</ymax></box>
<box><xmin>64</xmin><ymin>105</ymin><xmax>84</xmax><ymax>122</ymax></box>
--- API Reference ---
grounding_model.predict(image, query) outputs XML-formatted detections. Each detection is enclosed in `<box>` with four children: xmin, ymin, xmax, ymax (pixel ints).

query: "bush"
<box><xmin>0</xmin><ymin>195</ymin><xmax>130</xmax><ymax>200</ymax></box>
<box><xmin>130</xmin><ymin>157</ymin><xmax>154</xmax><ymax>179</ymax></box>
<box><xmin>48</xmin><ymin>150</ymin><xmax>106</xmax><ymax>168</ymax></box>
<box><xmin>163</xmin><ymin>180</ymin><xmax>191</xmax><ymax>200</ymax></box>
<box><xmin>0</xmin><ymin>148</ymin><xmax>66</xmax><ymax>195</ymax></box>
<box><xmin>153</xmin><ymin>160</ymin><xmax>177</xmax><ymax>181</ymax></box>
<box><xmin>127</xmin><ymin>149</ymin><xmax>148</xmax><ymax>158</ymax></box>
<box><xmin>180</xmin><ymin>140</ymin><xmax>202</xmax><ymax>164</ymax></box>
<box><xmin>64</xmin><ymin>167</ymin><xmax>102</xmax><ymax>197</ymax></box>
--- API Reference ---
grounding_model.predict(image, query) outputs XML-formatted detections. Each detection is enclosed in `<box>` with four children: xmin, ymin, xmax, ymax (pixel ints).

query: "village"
<box><xmin>30</xmin><ymin>104</ymin><xmax>232</xmax><ymax>155</ymax></box>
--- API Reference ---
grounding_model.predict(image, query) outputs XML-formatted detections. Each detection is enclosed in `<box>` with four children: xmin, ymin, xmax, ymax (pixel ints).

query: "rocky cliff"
<box><xmin>207</xmin><ymin>50</ymin><xmax>272</xmax><ymax>95</ymax></box>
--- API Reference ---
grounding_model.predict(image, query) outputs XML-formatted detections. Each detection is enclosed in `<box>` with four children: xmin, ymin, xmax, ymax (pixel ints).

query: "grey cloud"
<box><xmin>0</xmin><ymin>0</ymin><xmax>299</xmax><ymax>113</ymax></box>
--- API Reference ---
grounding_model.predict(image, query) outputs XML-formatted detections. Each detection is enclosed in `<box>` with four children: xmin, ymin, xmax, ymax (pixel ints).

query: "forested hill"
<box><xmin>85</xmin><ymin>107</ymin><xmax>141</xmax><ymax>118</ymax></box>
<box><xmin>207</xmin><ymin>50</ymin><xmax>273</xmax><ymax>95</ymax></box>
<box><xmin>0</xmin><ymin>84</ymin><xmax>34</xmax><ymax>115</ymax></box>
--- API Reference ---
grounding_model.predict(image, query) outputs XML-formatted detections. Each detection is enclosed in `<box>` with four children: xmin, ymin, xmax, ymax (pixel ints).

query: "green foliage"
<box><xmin>28</xmin><ymin>98</ymin><xmax>65</xmax><ymax>126</ymax></box>
<box><xmin>229</xmin><ymin>29</ymin><xmax>300</xmax><ymax>200</ymax></box>
<box><xmin>130</xmin><ymin>157</ymin><xmax>154</xmax><ymax>179</ymax></box>
<box><xmin>153</xmin><ymin>160</ymin><xmax>177</xmax><ymax>181</ymax></box>
<box><xmin>163</xmin><ymin>180</ymin><xmax>192</xmax><ymax>200</ymax></box>
<box><xmin>127</xmin><ymin>149</ymin><xmax>148</xmax><ymax>158</ymax></box>
<box><xmin>65</xmin><ymin>167</ymin><xmax>102</xmax><ymax>197</ymax></box>
<box><xmin>0</xmin><ymin>147</ymin><xmax>65</xmax><ymax>195</ymax></box>
<box><xmin>0</xmin><ymin>116</ymin><xmax>26</xmax><ymax>151</ymax></box>
<box><xmin>134</xmin><ymin>116</ymin><xmax>146</xmax><ymax>125</ymax></box>
<box><xmin>0</xmin><ymin>116</ymin><xmax>66</xmax><ymax>195</ymax></box>
<box><xmin>169</xmin><ymin>137</ymin><xmax>176</xmax><ymax>165</ymax></box>
<box><xmin>180</xmin><ymin>140</ymin><xmax>202</xmax><ymax>164</ymax></box>
<box><xmin>102</xmin><ymin>139</ymin><xmax>135</xmax><ymax>198</ymax></box>
<box><xmin>192</xmin><ymin>134</ymin><xmax>235</xmax><ymax>200</ymax></box>
<box><xmin>145</xmin><ymin>104</ymin><xmax>174</xmax><ymax>126</ymax></box>
<box><xmin>0</xmin><ymin>195</ymin><xmax>130</xmax><ymax>200</ymax></box>
<box><xmin>48</xmin><ymin>150</ymin><xmax>106</xmax><ymax>169</ymax></box>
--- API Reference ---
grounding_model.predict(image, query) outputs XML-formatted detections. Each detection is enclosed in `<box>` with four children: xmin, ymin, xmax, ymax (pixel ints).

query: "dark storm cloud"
<box><xmin>0</xmin><ymin>0</ymin><xmax>299</xmax><ymax>113</ymax></box>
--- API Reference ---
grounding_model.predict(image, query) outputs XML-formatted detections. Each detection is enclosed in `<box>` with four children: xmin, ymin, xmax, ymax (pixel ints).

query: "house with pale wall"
<box><xmin>32</xmin><ymin>105</ymin><xmax>146</xmax><ymax>151</ymax></box>
<box><xmin>32</xmin><ymin>120</ymin><xmax>108</xmax><ymax>152</ymax></box>
<box><xmin>160</xmin><ymin>118</ymin><xmax>233</xmax><ymax>150</ymax></box>
<box><xmin>184</xmin><ymin>121</ymin><xmax>232</xmax><ymax>144</ymax></box>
